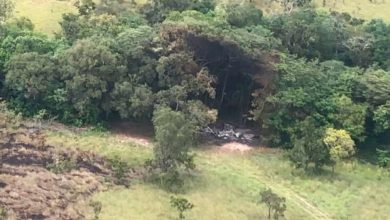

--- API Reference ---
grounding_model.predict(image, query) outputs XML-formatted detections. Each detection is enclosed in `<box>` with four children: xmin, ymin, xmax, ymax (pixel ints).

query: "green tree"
<box><xmin>323</xmin><ymin>128</ymin><xmax>356</xmax><ymax>173</ymax></box>
<box><xmin>152</xmin><ymin>107</ymin><xmax>195</xmax><ymax>172</ymax></box>
<box><xmin>373</xmin><ymin>102</ymin><xmax>390</xmax><ymax>134</ymax></box>
<box><xmin>170</xmin><ymin>196</ymin><xmax>194</xmax><ymax>220</ymax></box>
<box><xmin>61</xmin><ymin>38</ymin><xmax>125</xmax><ymax>122</ymax></box>
<box><xmin>74</xmin><ymin>0</ymin><xmax>96</xmax><ymax>16</ymax></box>
<box><xmin>0</xmin><ymin>0</ymin><xmax>14</xmax><ymax>23</ymax></box>
<box><xmin>141</xmin><ymin>0</ymin><xmax>215</xmax><ymax>24</ymax></box>
<box><xmin>365</xmin><ymin>19</ymin><xmax>390</xmax><ymax>70</ymax></box>
<box><xmin>288</xmin><ymin>117</ymin><xmax>331</xmax><ymax>171</ymax></box>
<box><xmin>268</xmin><ymin>9</ymin><xmax>350</xmax><ymax>61</ymax></box>
<box><xmin>330</xmin><ymin>95</ymin><xmax>367</xmax><ymax>142</ymax></box>
<box><xmin>355</xmin><ymin>68</ymin><xmax>390</xmax><ymax>106</ymax></box>
<box><xmin>262</xmin><ymin>56</ymin><xmax>361</xmax><ymax>149</ymax></box>
<box><xmin>110</xmin><ymin>82</ymin><xmax>154</xmax><ymax>119</ymax></box>
<box><xmin>272</xmin><ymin>0</ymin><xmax>312</xmax><ymax>13</ymax></box>
<box><xmin>225</xmin><ymin>3</ymin><xmax>263</xmax><ymax>27</ymax></box>
<box><xmin>259</xmin><ymin>189</ymin><xmax>287</xmax><ymax>220</ymax></box>
<box><xmin>5</xmin><ymin>53</ymin><xmax>61</xmax><ymax>115</ymax></box>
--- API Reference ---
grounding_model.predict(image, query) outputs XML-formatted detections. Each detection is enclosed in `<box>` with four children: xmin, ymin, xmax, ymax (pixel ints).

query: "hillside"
<box><xmin>1</xmin><ymin>0</ymin><xmax>390</xmax><ymax>219</ymax></box>
<box><xmin>14</xmin><ymin>0</ymin><xmax>390</xmax><ymax>35</ymax></box>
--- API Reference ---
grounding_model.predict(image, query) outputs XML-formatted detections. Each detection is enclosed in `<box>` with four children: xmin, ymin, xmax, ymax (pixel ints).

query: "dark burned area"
<box><xmin>0</xmin><ymin>126</ymin><xmax>141</xmax><ymax>220</ymax></box>
<box><xmin>180</xmin><ymin>31</ymin><xmax>277</xmax><ymax>143</ymax></box>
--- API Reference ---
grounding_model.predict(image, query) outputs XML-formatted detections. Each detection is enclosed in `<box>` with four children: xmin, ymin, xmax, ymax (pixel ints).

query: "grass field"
<box><xmin>46</xmin><ymin>128</ymin><xmax>390</xmax><ymax>220</ymax></box>
<box><xmin>14</xmin><ymin>0</ymin><xmax>76</xmax><ymax>35</ymax></box>
<box><xmin>13</xmin><ymin>0</ymin><xmax>390</xmax><ymax>36</ymax></box>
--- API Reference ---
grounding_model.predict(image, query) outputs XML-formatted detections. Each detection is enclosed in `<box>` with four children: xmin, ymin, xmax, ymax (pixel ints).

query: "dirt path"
<box><xmin>109</xmin><ymin>126</ymin><xmax>333</xmax><ymax>220</ymax></box>
<box><xmin>264</xmin><ymin>181</ymin><xmax>333</xmax><ymax>220</ymax></box>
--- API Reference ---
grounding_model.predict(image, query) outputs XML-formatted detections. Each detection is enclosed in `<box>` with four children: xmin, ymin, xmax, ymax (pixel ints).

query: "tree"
<box><xmin>0</xmin><ymin>0</ymin><xmax>14</xmax><ymax>23</ymax></box>
<box><xmin>60</xmin><ymin>38</ymin><xmax>125</xmax><ymax>122</ymax></box>
<box><xmin>288</xmin><ymin>117</ymin><xmax>331</xmax><ymax>171</ymax></box>
<box><xmin>170</xmin><ymin>196</ymin><xmax>194</xmax><ymax>220</ymax></box>
<box><xmin>268</xmin><ymin>9</ymin><xmax>350</xmax><ymax>61</ymax></box>
<box><xmin>365</xmin><ymin>19</ymin><xmax>390</xmax><ymax>70</ymax></box>
<box><xmin>373</xmin><ymin>102</ymin><xmax>390</xmax><ymax>134</ymax></box>
<box><xmin>74</xmin><ymin>0</ymin><xmax>96</xmax><ymax>16</ymax></box>
<box><xmin>110</xmin><ymin>82</ymin><xmax>154</xmax><ymax>119</ymax></box>
<box><xmin>330</xmin><ymin>95</ymin><xmax>367</xmax><ymax>142</ymax></box>
<box><xmin>259</xmin><ymin>189</ymin><xmax>287</xmax><ymax>219</ymax></box>
<box><xmin>355</xmin><ymin>68</ymin><xmax>390</xmax><ymax>106</ymax></box>
<box><xmin>272</xmin><ymin>0</ymin><xmax>312</xmax><ymax>13</ymax></box>
<box><xmin>323</xmin><ymin>128</ymin><xmax>356</xmax><ymax>173</ymax></box>
<box><xmin>141</xmin><ymin>0</ymin><xmax>215</xmax><ymax>24</ymax></box>
<box><xmin>225</xmin><ymin>3</ymin><xmax>263</xmax><ymax>28</ymax></box>
<box><xmin>262</xmin><ymin>56</ymin><xmax>361</xmax><ymax>150</ymax></box>
<box><xmin>4</xmin><ymin>53</ymin><xmax>61</xmax><ymax>115</ymax></box>
<box><xmin>152</xmin><ymin>107</ymin><xmax>195</xmax><ymax>172</ymax></box>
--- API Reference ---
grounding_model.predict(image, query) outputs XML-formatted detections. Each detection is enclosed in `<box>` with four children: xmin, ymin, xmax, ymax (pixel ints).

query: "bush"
<box><xmin>170</xmin><ymin>196</ymin><xmax>194</xmax><ymax>220</ymax></box>
<box><xmin>225</xmin><ymin>3</ymin><xmax>263</xmax><ymax>27</ymax></box>
<box><xmin>377</xmin><ymin>149</ymin><xmax>390</xmax><ymax>168</ymax></box>
<box><xmin>46</xmin><ymin>155</ymin><xmax>76</xmax><ymax>174</ymax></box>
<box><xmin>89</xmin><ymin>200</ymin><xmax>102</xmax><ymax>220</ymax></box>
<box><xmin>108</xmin><ymin>155</ymin><xmax>129</xmax><ymax>185</ymax></box>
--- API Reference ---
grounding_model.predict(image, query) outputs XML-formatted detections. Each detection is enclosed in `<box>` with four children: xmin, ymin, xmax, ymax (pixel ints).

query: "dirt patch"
<box><xmin>219</xmin><ymin>142</ymin><xmax>253</xmax><ymax>153</ymax></box>
<box><xmin>109</xmin><ymin>121</ymin><xmax>154</xmax><ymax>146</ymax></box>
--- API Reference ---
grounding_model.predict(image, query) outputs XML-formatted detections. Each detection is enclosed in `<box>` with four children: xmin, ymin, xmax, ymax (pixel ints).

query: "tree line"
<box><xmin>0</xmin><ymin>0</ymin><xmax>389</xmax><ymax>172</ymax></box>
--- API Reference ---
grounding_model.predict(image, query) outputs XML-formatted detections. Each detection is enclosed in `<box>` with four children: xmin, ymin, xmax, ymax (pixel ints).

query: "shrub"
<box><xmin>377</xmin><ymin>149</ymin><xmax>390</xmax><ymax>168</ymax></box>
<box><xmin>170</xmin><ymin>196</ymin><xmax>194</xmax><ymax>220</ymax></box>
<box><xmin>89</xmin><ymin>200</ymin><xmax>102</xmax><ymax>220</ymax></box>
<box><xmin>46</xmin><ymin>155</ymin><xmax>76</xmax><ymax>174</ymax></box>
<box><xmin>108</xmin><ymin>155</ymin><xmax>129</xmax><ymax>185</ymax></box>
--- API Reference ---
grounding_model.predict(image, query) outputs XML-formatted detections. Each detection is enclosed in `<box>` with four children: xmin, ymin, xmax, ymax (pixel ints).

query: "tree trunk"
<box><xmin>219</xmin><ymin>72</ymin><xmax>229</xmax><ymax>110</ymax></box>
<box><xmin>268</xmin><ymin>207</ymin><xmax>271</xmax><ymax>219</ymax></box>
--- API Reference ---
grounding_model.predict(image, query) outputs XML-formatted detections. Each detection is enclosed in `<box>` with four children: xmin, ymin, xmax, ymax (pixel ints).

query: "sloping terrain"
<box><xmin>0</xmin><ymin>126</ymin><xmax>139</xmax><ymax>220</ymax></box>
<box><xmin>44</xmin><ymin>125</ymin><xmax>390</xmax><ymax>220</ymax></box>
<box><xmin>13</xmin><ymin>0</ymin><xmax>390</xmax><ymax>36</ymax></box>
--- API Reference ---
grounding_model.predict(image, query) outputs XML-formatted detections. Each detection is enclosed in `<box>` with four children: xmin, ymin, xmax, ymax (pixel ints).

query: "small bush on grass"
<box><xmin>108</xmin><ymin>155</ymin><xmax>129</xmax><ymax>185</ymax></box>
<box><xmin>89</xmin><ymin>200</ymin><xmax>102</xmax><ymax>220</ymax></box>
<box><xmin>46</xmin><ymin>155</ymin><xmax>76</xmax><ymax>174</ymax></box>
<box><xmin>170</xmin><ymin>196</ymin><xmax>194</xmax><ymax>220</ymax></box>
<box><xmin>0</xmin><ymin>206</ymin><xmax>7</xmax><ymax>220</ymax></box>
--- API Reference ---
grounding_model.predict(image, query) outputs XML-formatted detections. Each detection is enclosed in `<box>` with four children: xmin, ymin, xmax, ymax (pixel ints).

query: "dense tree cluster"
<box><xmin>0</xmin><ymin>0</ymin><xmax>389</xmax><ymax>171</ymax></box>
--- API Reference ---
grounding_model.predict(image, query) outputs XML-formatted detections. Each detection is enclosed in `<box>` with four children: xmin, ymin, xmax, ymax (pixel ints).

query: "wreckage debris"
<box><xmin>201</xmin><ymin>123</ymin><xmax>259</xmax><ymax>143</ymax></box>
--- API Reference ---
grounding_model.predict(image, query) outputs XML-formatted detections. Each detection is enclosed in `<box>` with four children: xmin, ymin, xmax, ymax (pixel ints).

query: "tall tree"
<box><xmin>0</xmin><ymin>0</ymin><xmax>14</xmax><ymax>23</ymax></box>
<box><xmin>152</xmin><ymin>107</ymin><xmax>195</xmax><ymax>172</ymax></box>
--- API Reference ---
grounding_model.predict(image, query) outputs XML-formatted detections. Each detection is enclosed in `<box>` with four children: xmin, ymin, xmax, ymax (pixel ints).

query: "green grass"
<box><xmin>46</xmin><ymin>129</ymin><xmax>390</xmax><ymax>220</ymax></box>
<box><xmin>14</xmin><ymin>0</ymin><xmax>76</xmax><ymax>36</ymax></box>
<box><xmin>13</xmin><ymin>0</ymin><xmax>390</xmax><ymax>36</ymax></box>
<box><xmin>313</xmin><ymin>0</ymin><xmax>390</xmax><ymax>22</ymax></box>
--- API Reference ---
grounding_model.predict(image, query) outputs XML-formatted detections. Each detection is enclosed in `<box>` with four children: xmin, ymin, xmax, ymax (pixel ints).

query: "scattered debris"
<box><xmin>201</xmin><ymin>123</ymin><xmax>259</xmax><ymax>144</ymax></box>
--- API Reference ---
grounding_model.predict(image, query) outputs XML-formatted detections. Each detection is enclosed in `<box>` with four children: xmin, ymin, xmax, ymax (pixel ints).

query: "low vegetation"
<box><xmin>1</xmin><ymin>0</ymin><xmax>390</xmax><ymax>219</ymax></box>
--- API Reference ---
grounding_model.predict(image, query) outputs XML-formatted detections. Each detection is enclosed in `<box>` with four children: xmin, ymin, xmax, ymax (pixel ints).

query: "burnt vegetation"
<box><xmin>0</xmin><ymin>0</ymin><xmax>390</xmax><ymax>217</ymax></box>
